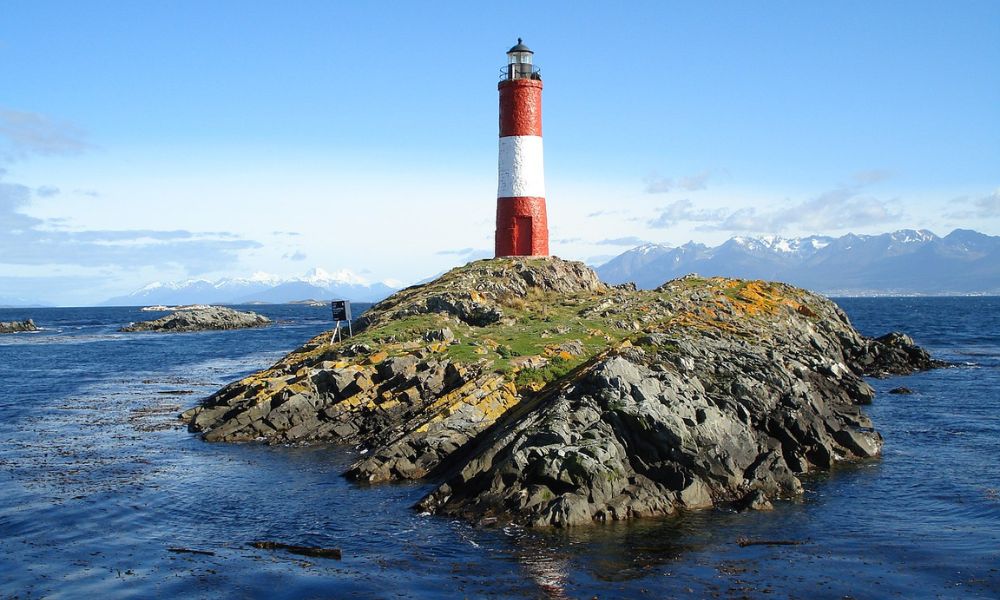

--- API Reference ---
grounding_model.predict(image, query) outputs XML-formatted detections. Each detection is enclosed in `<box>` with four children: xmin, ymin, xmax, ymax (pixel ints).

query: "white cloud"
<box><xmin>644</xmin><ymin>170</ymin><xmax>712</xmax><ymax>194</ymax></box>
<box><xmin>0</xmin><ymin>107</ymin><xmax>91</xmax><ymax>162</ymax></box>
<box><xmin>0</xmin><ymin>180</ymin><xmax>260</xmax><ymax>272</ymax></box>
<box><xmin>704</xmin><ymin>185</ymin><xmax>902</xmax><ymax>232</ymax></box>
<box><xmin>648</xmin><ymin>199</ymin><xmax>725</xmax><ymax>228</ymax></box>
<box><xmin>585</xmin><ymin>254</ymin><xmax>616</xmax><ymax>265</ymax></box>
<box><xmin>945</xmin><ymin>189</ymin><xmax>1000</xmax><ymax>219</ymax></box>
<box><xmin>852</xmin><ymin>169</ymin><xmax>892</xmax><ymax>185</ymax></box>
<box><xmin>649</xmin><ymin>178</ymin><xmax>903</xmax><ymax>234</ymax></box>
<box><xmin>595</xmin><ymin>236</ymin><xmax>651</xmax><ymax>246</ymax></box>
<box><xmin>644</xmin><ymin>175</ymin><xmax>674</xmax><ymax>194</ymax></box>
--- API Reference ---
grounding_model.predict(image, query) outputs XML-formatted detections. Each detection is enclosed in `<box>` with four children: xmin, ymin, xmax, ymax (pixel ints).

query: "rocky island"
<box><xmin>182</xmin><ymin>258</ymin><xmax>939</xmax><ymax>527</ymax></box>
<box><xmin>0</xmin><ymin>319</ymin><xmax>37</xmax><ymax>334</ymax></box>
<box><xmin>122</xmin><ymin>306</ymin><xmax>271</xmax><ymax>333</ymax></box>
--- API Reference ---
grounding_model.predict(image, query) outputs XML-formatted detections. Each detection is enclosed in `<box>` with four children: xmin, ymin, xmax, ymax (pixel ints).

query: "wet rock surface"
<box><xmin>0</xmin><ymin>318</ymin><xmax>37</xmax><ymax>334</ymax></box>
<box><xmin>181</xmin><ymin>257</ymin><xmax>940</xmax><ymax>527</ymax></box>
<box><xmin>122</xmin><ymin>306</ymin><xmax>271</xmax><ymax>333</ymax></box>
<box><xmin>854</xmin><ymin>331</ymin><xmax>946</xmax><ymax>377</ymax></box>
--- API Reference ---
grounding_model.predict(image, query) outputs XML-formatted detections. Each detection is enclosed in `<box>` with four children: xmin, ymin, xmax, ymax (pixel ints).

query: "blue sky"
<box><xmin>1</xmin><ymin>1</ymin><xmax>998</xmax><ymax>305</ymax></box>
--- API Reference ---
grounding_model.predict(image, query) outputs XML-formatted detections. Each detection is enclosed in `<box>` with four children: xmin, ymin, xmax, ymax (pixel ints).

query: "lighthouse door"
<box><xmin>514</xmin><ymin>216</ymin><xmax>533</xmax><ymax>255</ymax></box>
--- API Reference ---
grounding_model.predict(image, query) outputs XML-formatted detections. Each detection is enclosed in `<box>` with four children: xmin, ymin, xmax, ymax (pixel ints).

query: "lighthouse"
<box><xmin>495</xmin><ymin>38</ymin><xmax>549</xmax><ymax>257</ymax></box>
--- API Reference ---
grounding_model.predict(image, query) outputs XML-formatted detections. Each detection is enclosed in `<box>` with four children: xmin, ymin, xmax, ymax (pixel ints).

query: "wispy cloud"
<box><xmin>0</xmin><ymin>107</ymin><xmax>92</xmax><ymax>162</ymax></box>
<box><xmin>0</xmin><ymin>181</ymin><xmax>260</xmax><ymax>273</ymax></box>
<box><xmin>648</xmin><ymin>199</ymin><xmax>725</xmax><ymax>228</ymax></box>
<box><xmin>644</xmin><ymin>170</ymin><xmax>712</xmax><ymax>194</ymax></box>
<box><xmin>595</xmin><ymin>236</ymin><xmax>651</xmax><ymax>246</ymax></box>
<box><xmin>677</xmin><ymin>171</ymin><xmax>710</xmax><ymax>191</ymax></box>
<box><xmin>644</xmin><ymin>175</ymin><xmax>674</xmax><ymax>194</ymax></box>
<box><xmin>703</xmin><ymin>185</ymin><xmax>901</xmax><ymax>233</ymax></box>
<box><xmin>586</xmin><ymin>209</ymin><xmax>627</xmax><ymax>219</ymax></box>
<box><xmin>282</xmin><ymin>250</ymin><xmax>307</xmax><ymax>261</ymax></box>
<box><xmin>435</xmin><ymin>247</ymin><xmax>492</xmax><ymax>261</ymax></box>
<box><xmin>435</xmin><ymin>247</ymin><xmax>481</xmax><ymax>256</ymax></box>
<box><xmin>945</xmin><ymin>189</ymin><xmax>1000</xmax><ymax>219</ymax></box>
<box><xmin>35</xmin><ymin>185</ymin><xmax>60</xmax><ymax>197</ymax></box>
<box><xmin>852</xmin><ymin>169</ymin><xmax>892</xmax><ymax>185</ymax></box>
<box><xmin>585</xmin><ymin>254</ymin><xmax>616</xmax><ymax>266</ymax></box>
<box><xmin>436</xmin><ymin>247</ymin><xmax>476</xmax><ymax>256</ymax></box>
<box><xmin>650</xmin><ymin>178</ymin><xmax>903</xmax><ymax>233</ymax></box>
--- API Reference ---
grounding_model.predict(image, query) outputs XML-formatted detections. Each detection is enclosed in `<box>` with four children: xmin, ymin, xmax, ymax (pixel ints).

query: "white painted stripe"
<box><xmin>498</xmin><ymin>135</ymin><xmax>545</xmax><ymax>198</ymax></box>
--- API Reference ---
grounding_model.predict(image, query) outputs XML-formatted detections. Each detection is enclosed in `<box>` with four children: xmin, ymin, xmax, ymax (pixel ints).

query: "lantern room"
<box><xmin>505</xmin><ymin>38</ymin><xmax>540</xmax><ymax>81</ymax></box>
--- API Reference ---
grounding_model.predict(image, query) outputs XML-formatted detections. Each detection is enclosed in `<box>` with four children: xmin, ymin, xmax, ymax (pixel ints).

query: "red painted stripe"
<box><xmin>498</xmin><ymin>80</ymin><xmax>543</xmax><ymax>138</ymax></box>
<box><xmin>495</xmin><ymin>196</ymin><xmax>549</xmax><ymax>257</ymax></box>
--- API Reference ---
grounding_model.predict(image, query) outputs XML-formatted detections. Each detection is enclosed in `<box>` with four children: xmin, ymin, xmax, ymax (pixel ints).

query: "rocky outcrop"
<box><xmin>853</xmin><ymin>331</ymin><xmax>946</xmax><ymax>377</ymax></box>
<box><xmin>122</xmin><ymin>307</ymin><xmax>270</xmax><ymax>333</ymax></box>
<box><xmin>181</xmin><ymin>257</ymin><xmax>939</xmax><ymax>527</ymax></box>
<box><xmin>355</xmin><ymin>258</ymin><xmax>605</xmax><ymax>331</ymax></box>
<box><xmin>0</xmin><ymin>319</ymin><xmax>37</xmax><ymax>334</ymax></box>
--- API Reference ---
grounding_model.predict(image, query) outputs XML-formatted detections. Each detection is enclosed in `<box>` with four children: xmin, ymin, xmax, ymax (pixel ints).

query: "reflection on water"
<box><xmin>1</xmin><ymin>299</ymin><xmax>998</xmax><ymax>598</ymax></box>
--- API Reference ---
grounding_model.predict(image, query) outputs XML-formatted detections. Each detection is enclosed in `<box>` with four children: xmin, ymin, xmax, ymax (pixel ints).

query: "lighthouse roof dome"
<box><xmin>507</xmin><ymin>38</ymin><xmax>533</xmax><ymax>54</ymax></box>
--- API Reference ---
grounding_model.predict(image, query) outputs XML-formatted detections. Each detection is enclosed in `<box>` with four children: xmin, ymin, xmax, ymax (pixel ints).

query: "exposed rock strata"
<box><xmin>181</xmin><ymin>257</ymin><xmax>938</xmax><ymax>527</ymax></box>
<box><xmin>122</xmin><ymin>306</ymin><xmax>270</xmax><ymax>333</ymax></box>
<box><xmin>0</xmin><ymin>319</ymin><xmax>37</xmax><ymax>334</ymax></box>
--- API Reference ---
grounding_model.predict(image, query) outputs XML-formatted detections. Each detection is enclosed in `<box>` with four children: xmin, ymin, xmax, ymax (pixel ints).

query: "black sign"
<box><xmin>331</xmin><ymin>300</ymin><xmax>351</xmax><ymax>322</ymax></box>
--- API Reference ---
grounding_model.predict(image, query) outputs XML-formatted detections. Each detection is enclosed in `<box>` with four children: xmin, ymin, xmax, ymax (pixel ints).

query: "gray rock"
<box><xmin>424</xmin><ymin>327</ymin><xmax>455</xmax><ymax>342</ymax></box>
<box><xmin>0</xmin><ymin>319</ymin><xmax>36</xmax><ymax>334</ymax></box>
<box><xmin>121</xmin><ymin>306</ymin><xmax>270</xmax><ymax>333</ymax></box>
<box><xmin>377</xmin><ymin>355</ymin><xmax>419</xmax><ymax>383</ymax></box>
<box><xmin>854</xmin><ymin>331</ymin><xmax>946</xmax><ymax>377</ymax></box>
<box><xmin>734</xmin><ymin>489</ymin><xmax>774</xmax><ymax>512</ymax></box>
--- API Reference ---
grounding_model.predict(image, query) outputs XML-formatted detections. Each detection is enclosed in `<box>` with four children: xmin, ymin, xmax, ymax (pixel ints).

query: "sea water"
<box><xmin>1</xmin><ymin>299</ymin><xmax>997</xmax><ymax>598</ymax></box>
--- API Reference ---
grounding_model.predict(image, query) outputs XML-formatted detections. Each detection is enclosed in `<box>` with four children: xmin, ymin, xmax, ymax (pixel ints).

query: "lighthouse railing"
<box><xmin>499</xmin><ymin>65</ymin><xmax>541</xmax><ymax>81</ymax></box>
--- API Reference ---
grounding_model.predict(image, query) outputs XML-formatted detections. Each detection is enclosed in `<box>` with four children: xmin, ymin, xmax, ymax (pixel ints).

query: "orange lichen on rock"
<box><xmin>708</xmin><ymin>279</ymin><xmax>809</xmax><ymax>319</ymax></box>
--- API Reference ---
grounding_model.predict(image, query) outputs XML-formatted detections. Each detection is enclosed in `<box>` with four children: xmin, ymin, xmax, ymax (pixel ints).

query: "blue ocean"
<box><xmin>1</xmin><ymin>299</ymin><xmax>997</xmax><ymax>598</ymax></box>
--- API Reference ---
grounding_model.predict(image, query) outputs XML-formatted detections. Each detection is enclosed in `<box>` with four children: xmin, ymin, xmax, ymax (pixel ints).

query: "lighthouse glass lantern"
<box><xmin>506</xmin><ymin>38</ymin><xmax>535</xmax><ymax>80</ymax></box>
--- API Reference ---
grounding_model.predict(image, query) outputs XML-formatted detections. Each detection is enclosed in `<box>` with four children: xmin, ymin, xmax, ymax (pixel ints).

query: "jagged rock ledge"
<box><xmin>0</xmin><ymin>319</ymin><xmax>37</xmax><ymax>334</ymax></box>
<box><xmin>181</xmin><ymin>257</ymin><xmax>940</xmax><ymax>527</ymax></box>
<box><xmin>122</xmin><ymin>306</ymin><xmax>271</xmax><ymax>333</ymax></box>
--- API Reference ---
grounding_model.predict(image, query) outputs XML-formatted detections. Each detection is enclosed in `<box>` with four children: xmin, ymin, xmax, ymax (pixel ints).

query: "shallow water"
<box><xmin>1</xmin><ymin>299</ymin><xmax>997</xmax><ymax>598</ymax></box>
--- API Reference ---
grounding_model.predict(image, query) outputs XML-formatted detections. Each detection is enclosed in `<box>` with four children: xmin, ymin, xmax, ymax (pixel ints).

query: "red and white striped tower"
<box><xmin>495</xmin><ymin>38</ymin><xmax>549</xmax><ymax>257</ymax></box>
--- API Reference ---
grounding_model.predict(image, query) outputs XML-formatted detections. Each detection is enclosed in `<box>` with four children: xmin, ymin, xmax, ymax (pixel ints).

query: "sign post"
<box><xmin>331</xmin><ymin>300</ymin><xmax>352</xmax><ymax>343</ymax></box>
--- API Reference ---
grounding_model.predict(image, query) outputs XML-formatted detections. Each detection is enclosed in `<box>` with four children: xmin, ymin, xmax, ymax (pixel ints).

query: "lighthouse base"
<box><xmin>495</xmin><ymin>196</ymin><xmax>549</xmax><ymax>257</ymax></box>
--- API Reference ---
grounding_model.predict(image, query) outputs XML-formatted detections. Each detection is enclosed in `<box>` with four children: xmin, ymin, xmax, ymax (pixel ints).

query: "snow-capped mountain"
<box><xmin>597</xmin><ymin>229</ymin><xmax>1000</xmax><ymax>295</ymax></box>
<box><xmin>103</xmin><ymin>267</ymin><xmax>398</xmax><ymax>306</ymax></box>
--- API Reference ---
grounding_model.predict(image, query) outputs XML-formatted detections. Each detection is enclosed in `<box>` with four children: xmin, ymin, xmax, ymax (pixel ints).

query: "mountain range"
<box><xmin>102</xmin><ymin>268</ymin><xmax>398</xmax><ymax>306</ymax></box>
<box><xmin>596</xmin><ymin>229</ymin><xmax>1000</xmax><ymax>295</ymax></box>
<box><xmin>0</xmin><ymin>297</ymin><xmax>51</xmax><ymax>308</ymax></box>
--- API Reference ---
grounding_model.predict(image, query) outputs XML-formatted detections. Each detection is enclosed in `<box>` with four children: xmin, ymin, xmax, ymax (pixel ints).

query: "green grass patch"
<box><xmin>514</xmin><ymin>355</ymin><xmax>576</xmax><ymax>389</ymax></box>
<box><xmin>722</xmin><ymin>281</ymin><xmax>750</xmax><ymax>300</ymax></box>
